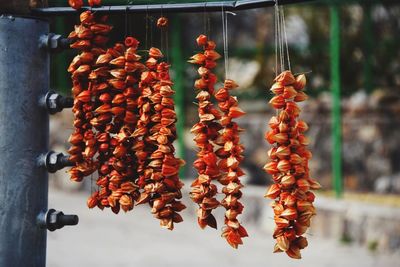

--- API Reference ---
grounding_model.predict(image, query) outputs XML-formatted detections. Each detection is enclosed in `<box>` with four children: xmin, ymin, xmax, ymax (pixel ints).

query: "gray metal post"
<box><xmin>0</xmin><ymin>16</ymin><xmax>49</xmax><ymax>266</ymax></box>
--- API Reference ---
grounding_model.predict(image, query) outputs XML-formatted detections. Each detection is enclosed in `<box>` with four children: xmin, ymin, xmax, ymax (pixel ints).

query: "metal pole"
<box><xmin>330</xmin><ymin>5</ymin><xmax>343</xmax><ymax>198</ymax></box>
<box><xmin>31</xmin><ymin>0</ymin><xmax>317</xmax><ymax>15</ymax></box>
<box><xmin>171</xmin><ymin>16</ymin><xmax>186</xmax><ymax>178</ymax></box>
<box><xmin>0</xmin><ymin>16</ymin><xmax>49</xmax><ymax>266</ymax></box>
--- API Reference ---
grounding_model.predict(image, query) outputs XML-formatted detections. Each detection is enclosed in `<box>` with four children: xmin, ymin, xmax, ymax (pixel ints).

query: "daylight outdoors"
<box><xmin>0</xmin><ymin>0</ymin><xmax>399</xmax><ymax>267</ymax></box>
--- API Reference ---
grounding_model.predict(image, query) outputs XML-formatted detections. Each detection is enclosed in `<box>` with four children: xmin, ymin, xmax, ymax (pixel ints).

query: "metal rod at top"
<box><xmin>32</xmin><ymin>0</ymin><xmax>316</xmax><ymax>16</ymax></box>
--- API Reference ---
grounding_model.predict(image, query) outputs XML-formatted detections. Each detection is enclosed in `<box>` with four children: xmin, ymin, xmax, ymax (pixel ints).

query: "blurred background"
<box><xmin>47</xmin><ymin>0</ymin><xmax>400</xmax><ymax>266</ymax></box>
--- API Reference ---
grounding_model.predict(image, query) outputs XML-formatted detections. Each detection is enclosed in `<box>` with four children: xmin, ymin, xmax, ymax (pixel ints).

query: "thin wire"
<box><xmin>279</xmin><ymin>7</ymin><xmax>284</xmax><ymax>71</ymax></box>
<box><xmin>207</xmin><ymin>16</ymin><xmax>211</xmax><ymax>38</ymax></box>
<box><xmin>281</xmin><ymin>7</ymin><xmax>291</xmax><ymax>71</ymax></box>
<box><xmin>128</xmin><ymin>5</ymin><xmax>132</xmax><ymax>36</ymax></box>
<box><xmin>150</xmin><ymin>16</ymin><xmax>154</xmax><ymax>47</ymax></box>
<box><xmin>274</xmin><ymin>0</ymin><xmax>281</xmax><ymax>117</ymax></box>
<box><xmin>161</xmin><ymin>24</ymin><xmax>164</xmax><ymax>52</ymax></box>
<box><xmin>203</xmin><ymin>2</ymin><xmax>207</xmax><ymax>34</ymax></box>
<box><xmin>225</xmin><ymin>12</ymin><xmax>229</xmax><ymax>78</ymax></box>
<box><xmin>276</xmin><ymin>2</ymin><xmax>284</xmax><ymax>72</ymax></box>
<box><xmin>221</xmin><ymin>6</ymin><xmax>227</xmax><ymax>79</ymax></box>
<box><xmin>145</xmin><ymin>6</ymin><xmax>149</xmax><ymax>49</ymax></box>
<box><xmin>125</xmin><ymin>7</ymin><xmax>129</xmax><ymax>38</ymax></box>
<box><xmin>274</xmin><ymin>2</ymin><xmax>278</xmax><ymax>76</ymax></box>
<box><xmin>166</xmin><ymin>27</ymin><xmax>169</xmax><ymax>62</ymax></box>
<box><xmin>160</xmin><ymin>6</ymin><xmax>164</xmax><ymax>53</ymax></box>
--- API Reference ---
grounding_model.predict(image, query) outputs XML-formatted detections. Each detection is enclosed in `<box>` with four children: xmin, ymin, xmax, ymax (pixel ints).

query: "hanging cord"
<box><xmin>281</xmin><ymin>7</ymin><xmax>291</xmax><ymax>71</ymax></box>
<box><xmin>274</xmin><ymin>0</ymin><xmax>282</xmax><ymax>117</ymax></box>
<box><xmin>275</xmin><ymin>1</ymin><xmax>284</xmax><ymax>73</ymax></box>
<box><xmin>274</xmin><ymin>2</ymin><xmax>279</xmax><ymax>76</ymax></box>
<box><xmin>129</xmin><ymin>1</ymin><xmax>134</xmax><ymax>36</ymax></box>
<box><xmin>125</xmin><ymin>6</ymin><xmax>129</xmax><ymax>38</ymax></box>
<box><xmin>166</xmin><ymin>22</ymin><xmax>169</xmax><ymax>62</ymax></box>
<box><xmin>221</xmin><ymin>6</ymin><xmax>236</xmax><ymax>79</ymax></box>
<box><xmin>207</xmin><ymin>16</ymin><xmax>211</xmax><ymax>38</ymax></box>
<box><xmin>128</xmin><ymin>2</ymin><xmax>133</xmax><ymax>37</ymax></box>
<box><xmin>203</xmin><ymin>2</ymin><xmax>207</xmax><ymax>34</ymax></box>
<box><xmin>160</xmin><ymin>7</ymin><xmax>164</xmax><ymax>53</ymax></box>
<box><xmin>278</xmin><ymin>4</ymin><xmax>285</xmax><ymax>72</ymax></box>
<box><xmin>221</xmin><ymin>5</ymin><xmax>228</xmax><ymax>79</ymax></box>
<box><xmin>145</xmin><ymin>6</ymin><xmax>149</xmax><ymax>49</ymax></box>
<box><xmin>150</xmin><ymin>16</ymin><xmax>154</xmax><ymax>47</ymax></box>
<box><xmin>274</xmin><ymin>0</ymin><xmax>291</xmax><ymax>73</ymax></box>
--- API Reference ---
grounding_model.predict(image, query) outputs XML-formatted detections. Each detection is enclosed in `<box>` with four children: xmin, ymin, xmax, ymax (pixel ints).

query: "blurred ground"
<box><xmin>47</xmin><ymin>190</ymin><xmax>400</xmax><ymax>267</ymax></box>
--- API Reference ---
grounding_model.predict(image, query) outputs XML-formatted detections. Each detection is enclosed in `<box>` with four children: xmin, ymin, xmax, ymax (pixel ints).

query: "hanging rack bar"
<box><xmin>32</xmin><ymin>0</ymin><xmax>316</xmax><ymax>16</ymax></box>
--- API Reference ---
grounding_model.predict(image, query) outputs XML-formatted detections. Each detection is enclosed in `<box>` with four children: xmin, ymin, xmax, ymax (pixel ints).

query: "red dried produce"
<box><xmin>134</xmin><ymin>46</ymin><xmax>185</xmax><ymax>230</ymax></box>
<box><xmin>189</xmin><ymin>35</ymin><xmax>223</xmax><ymax>230</ymax></box>
<box><xmin>68</xmin><ymin>10</ymin><xmax>143</xmax><ymax>213</ymax></box>
<box><xmin>68</xmin><ymin>11</ymin><xmax>109</xmax><ymax>183</ymax></box>
<box><xmin>214</xmin><ymin>79</ymin><xmax>248</xmax><ymax>248</ymax></box>
<box><xmin>264</xmin><ymin>71</ymin><xmax>321</xmax><ymax>259</ymax></box>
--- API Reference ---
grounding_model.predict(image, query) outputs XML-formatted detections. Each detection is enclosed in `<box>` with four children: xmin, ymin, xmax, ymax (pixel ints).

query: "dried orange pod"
<box><xmin>157</xmin><ymin>17</ymin><xmax>168</xmax><ymax>28</ymax></box>
<box><xmin>69</xmin><ymin>0</ymin><xmax>83</xmax><ymax>10</ymax></box>
<box><xmin>88</xmin><ymin>0</ymin><xmax>102</xmax><ymax>7</ymax></box>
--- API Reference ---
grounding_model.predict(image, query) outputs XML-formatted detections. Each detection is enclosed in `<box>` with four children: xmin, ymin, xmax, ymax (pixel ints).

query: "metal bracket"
<box><xmin>38</xmin><ymin>151</ymin><xmax>74</xmax><ymax>173</ymax></box>
<box><xmin>39</xmin><ymin>33</ymin><xmax>71</xmax><ymax>52</ymax></box>
<box><xmin>40</xmin><ymin>91</ymin><xmax>73</xmax><ymax>114</ymax></box>
<box><xmin>37</xmin><ymin>209</ymin><xmax>79</xmax><ymax>232</ymax></box>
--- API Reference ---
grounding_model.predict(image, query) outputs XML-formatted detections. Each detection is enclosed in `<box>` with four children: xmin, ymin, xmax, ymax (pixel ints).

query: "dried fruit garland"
<box><xmin>189</xmin><ymin>35</ymin><xmax>222</xmax><ymax>230</ymax></box>
<box><xmin>68</xmin><ymin>11</ymin><xmax>111</xmax><ymax>183</ymax></box>
<box><xmin>264</xmin><ymin>71</ymin><xmax>321</xmax><ymax>259</ymax></box>
<box><xmin>67</xmin><ymin>11</ymin><xmax>185</xmax><ymax>226</ymax></box>
<box><xmin>189</xmin><ymin>34</ymin><xmax>248</xmax><ymax>248</ymax></box>
<box><xmin>68</xmin><ymin>11</ymin><xmax>144</xmax><ymax>213</ymax></box>
<box><xmin>215</xmin><ymin>80</ymin><xmax>248</xmax><ymax>248</ymax></box>
<box><xmin>95</xmin><ymin>39</ymin><xmax>144</xmax><ymax>213</ymax></box>
<box><xmin>135</xmin><ymin>48</ymin><xmax>186</xmax><ymax>230</ymax></box>
<box><xmin>151</xmin><ymin>61</ymin><xmax>186</xmax><ymax>230</ymax></box>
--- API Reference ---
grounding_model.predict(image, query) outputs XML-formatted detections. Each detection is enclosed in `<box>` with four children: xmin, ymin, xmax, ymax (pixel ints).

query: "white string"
<box><xmin>276</xmin><ymin>2</ymin><xmax>284</xmax><ymax>72</ymax></box>
<box><xmin>221</xmin><ymin>6</ymin><xmax>227</xmax><ymax>79</ymax></box>
<box><xmin>274</xmin><ymin>0</ymin><xmax>291</xmax><ymax>73</ymax></box>
<box><xmin>225</xmin><ymin>12</ymin><xmax>229</xmax><ymax>78</ymax></box>
<box><xmin>221</xmin><ymin>6</ymin><xmax>231</xmax><ymax>79</ymax></box>
<box><xmin>274</xmin><ymin>2</ymin><xmax>278</xmax><ymax>76</ymax></box>
<box><xmin>281</xmin><ymin>7</ymin><xmax>291</xmax><ymax>71</ymax></box>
